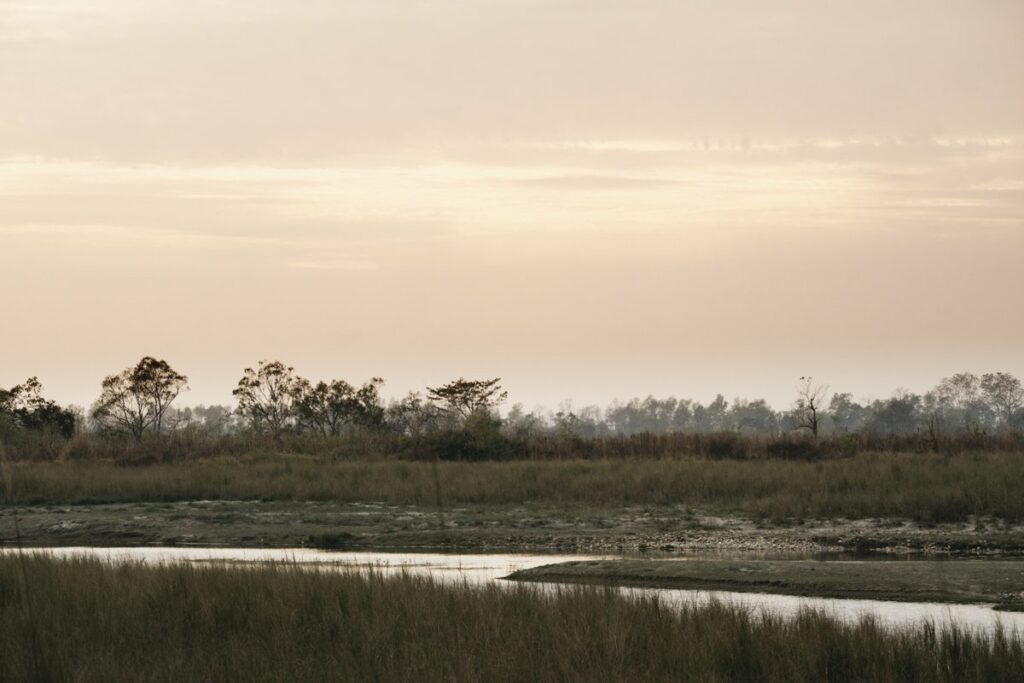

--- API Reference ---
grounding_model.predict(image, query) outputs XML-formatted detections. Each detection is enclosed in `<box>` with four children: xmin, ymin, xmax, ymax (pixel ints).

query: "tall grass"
<box><xmin>0</xmin><ymin>555</ymin><xmax>1021</xmax><ymax>682</ymax></box>
<box><xmin>4</xmin><ymin>451</ymin><xmax>1024</xmax><ymax>522</ymax></box>
<box><xmin>5</xmin><ymin>427</ymin><xmax>1023</xmax><ymax>464</ymax></box>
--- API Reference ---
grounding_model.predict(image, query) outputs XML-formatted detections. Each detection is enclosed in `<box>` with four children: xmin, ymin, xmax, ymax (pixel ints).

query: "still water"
<box><xmin>11</xmin><ymin>546</ymin><xmax>1024</xmax><ymax>638</ymax></box>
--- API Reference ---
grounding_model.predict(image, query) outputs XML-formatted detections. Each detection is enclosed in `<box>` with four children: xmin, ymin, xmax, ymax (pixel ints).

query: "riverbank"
<box><xmin>3</xmin><ymin>554</ymin><xmax>1023</xmax><ymax>682</ymax></box>
<box><xmin>4</xmin><ymin>500</ymin><xmax>1024</xmax><ymax>557</ymax></box>
<box><xmin>510</xmin><ymin>558</ymin><xmax>1024</xmax><ymax>612</ymax></box>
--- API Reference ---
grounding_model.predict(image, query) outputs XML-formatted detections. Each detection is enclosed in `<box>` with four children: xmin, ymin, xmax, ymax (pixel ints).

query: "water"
<box><xmin>8</xmin><ymin>546</ymin><xmax>1024</xmax><ymax>638</ymax></box>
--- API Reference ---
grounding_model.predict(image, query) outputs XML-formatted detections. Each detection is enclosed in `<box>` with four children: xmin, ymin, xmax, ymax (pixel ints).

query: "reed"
<box><xmin>0</xmin><ymin>554</ymin><xmax>1021</xmax><ymax>682</ymax></box>
<box><xmin>4</xmin><ymin>451</ymin><xmax>1024</xmax><ymax>522</ymax></box>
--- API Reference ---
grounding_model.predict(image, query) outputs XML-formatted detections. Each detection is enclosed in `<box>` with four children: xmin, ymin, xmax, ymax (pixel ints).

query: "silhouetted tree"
<box><xmin>295</xmin><ymin>377</ymin><xmax>385</xmax><ymax>436</ymax></box>
<box><xmin>427</xmin><ymin>378</ymin><xmax>508</xmax><ymax>421</ymax></box>
<box><xmin>980</xmin><ymin>372</ymin><xmax>1023</xmax><ymax>429</ymax></box>
<box><xmin>91</xmin><ymin>357</ymin><xmax>188</xmax><ymax>440</ymax></box>
<box><xmin>794</xmin><ymin>376</ymin><xmax>828</xmax><ymax>440</ymax></box>
<box><xmin>0</xmin><ymin>377</ymin><xmax>77</xmax><ymax>438</ymax></box>
<box><xmin>233</xmin><ymin>361</ymin><xmax>302</xmax><ymax>436</ymax></box>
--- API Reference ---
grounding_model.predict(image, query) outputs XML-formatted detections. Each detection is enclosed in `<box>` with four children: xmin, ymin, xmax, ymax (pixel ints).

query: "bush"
<box><xmin>702</xmin><ymin>432</ymin><xmax>751</xmax><ymax>459</ymax></box>
<box><xmin>403</xmin><ymin>412</ymin><xmax>516</xmax><ymax>461</ymax></box>
<box><xmin>765</xmin><ymin>439</ymin><xmax>821</xmax><ymax>460</ymax></box>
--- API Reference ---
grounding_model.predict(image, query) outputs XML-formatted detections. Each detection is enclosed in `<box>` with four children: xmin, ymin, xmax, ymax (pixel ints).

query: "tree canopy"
<box><xmin>91</xmin><ymin>357</ymin><xmax>188</xmax><ymax>440</ymax></box>
<box><xmin>427</xmin><ymin>378</ymin><xmax>508</xmax><ymax>420</ymax></box>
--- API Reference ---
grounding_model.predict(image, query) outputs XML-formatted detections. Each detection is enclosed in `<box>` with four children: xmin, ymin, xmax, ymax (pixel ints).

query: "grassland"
<box><xmin>4</xmin><ymin>451</ymin><xmax>1024</xmax><ymax>523</ymax></box>
<box><xmin>5</xmin><ymin>451</ymin><xmax>1024</xmax><ymax>555</ymax></box>
<box><xmin>2</xmin><ymin>554</ymin><xmax>1023</xmax><ymax>682</ymax></box>
<box><xmin>511</xmin><ymin>559</ymin><xmax>1024</xmax><ymax>610</ymax></box>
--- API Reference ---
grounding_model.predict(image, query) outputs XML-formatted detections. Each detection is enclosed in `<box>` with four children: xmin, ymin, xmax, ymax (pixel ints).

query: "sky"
<box><xmin>1</xmin><ymin>0</ymin><xmax>1022</xmax><ymax>411</ymax></box>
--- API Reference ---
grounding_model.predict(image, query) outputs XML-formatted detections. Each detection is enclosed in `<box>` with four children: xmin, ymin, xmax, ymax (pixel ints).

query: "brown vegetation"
<box><xmin>2</xmin><ymin>555</ymin><xmax>1022</xmax><ymax>682</ymax></box>
<box><xmin>4</xmin><ymin>451</ymin><xmax>1024</xmax><ymax>523</ymax></box>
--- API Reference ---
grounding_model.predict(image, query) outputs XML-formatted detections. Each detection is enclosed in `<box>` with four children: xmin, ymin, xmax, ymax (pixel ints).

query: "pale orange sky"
<box><xmin>1</xmin><ymin>0</ymin><xmax>1022</xmax><ymax>409</ymax></box>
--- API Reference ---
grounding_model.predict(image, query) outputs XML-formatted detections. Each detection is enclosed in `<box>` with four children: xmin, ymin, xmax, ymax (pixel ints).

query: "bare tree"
<box><xmin>794</xmin><ymin>376</ymin><xmax>828</xmax><ymax>440</ymax></box>
<box><xmin>233</xmin><ymin>361</ymin><xmax>304</xmax><ymax>436</ymax></box>
<box><xmin>427</xmin><ymin>378</ymin><xmax>508</xmax><ymax>421</ymax></box>
<box><xmin>91</xmin><ymin>357</ymin><xmax>188</xmax><ymax>440</ymax></box>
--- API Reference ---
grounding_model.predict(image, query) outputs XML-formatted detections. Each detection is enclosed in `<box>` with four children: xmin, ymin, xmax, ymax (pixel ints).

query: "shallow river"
<box><xmin>10</xmin><ymin>547</ymin><xmax>1024</xmax><ymax>638</ymax></box>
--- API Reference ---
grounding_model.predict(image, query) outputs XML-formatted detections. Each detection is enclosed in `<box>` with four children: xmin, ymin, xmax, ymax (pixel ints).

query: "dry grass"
<box><xmin>3</xmin><ymin>451</ymin><xmax>1024</xmax><ymax>522</ymax></box>
<box><xmin>1</xmin><ymin>554</ymin><xmax>1022</xmax><ymax>682</ymax></box>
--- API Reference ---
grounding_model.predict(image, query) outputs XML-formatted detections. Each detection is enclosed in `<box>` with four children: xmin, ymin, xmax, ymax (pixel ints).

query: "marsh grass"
<box><xmin>4</xmin><ymin>451</ymin><xmax>1024</xmax><ymax>522</ymax></box>
<box><xmin>7</xmin><ymin>428</ymin><xmax>1023</xmax><ymax>465</ymax></box>
<box><xmin>0</xmin><ymin>554</ymin><xmax>1021</xmax><ymax>682</ymax></box>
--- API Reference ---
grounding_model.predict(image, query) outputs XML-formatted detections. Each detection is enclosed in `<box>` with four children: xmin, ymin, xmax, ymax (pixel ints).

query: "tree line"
<box><xmin>2</xmin><ymin>358</ymin><xmax>1022</xmax><ymax>457</ymax></box>
<box><xmin>1</xmin><ymin>358</ymin><xmax>510</xmax><ymax>443</ymax></box>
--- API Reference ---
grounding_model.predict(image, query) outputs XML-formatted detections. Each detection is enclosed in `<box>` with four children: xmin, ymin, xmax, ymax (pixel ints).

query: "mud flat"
<box><xmin>510</xmin><ymin>558</ymin><xmax>1024</xmax><ymax>611</ymax></box>
<box><xmin>4</xmin><ymin>500</ymin><xmax>1024</xmax><ymax>558</ymax></box>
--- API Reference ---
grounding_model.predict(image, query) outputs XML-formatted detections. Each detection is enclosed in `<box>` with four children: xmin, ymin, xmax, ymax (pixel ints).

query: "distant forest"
<box><xmin>2</xmin><ymin>358</ymin><xmax>1023</xmax><ymax>462</ymax></box>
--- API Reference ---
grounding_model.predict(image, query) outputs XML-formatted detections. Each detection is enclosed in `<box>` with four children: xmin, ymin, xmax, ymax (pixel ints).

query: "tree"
<box><xmin>864</xmin><ymin>390</ymin><xmax>921</xmax><ymax>435</ymax></box>
<box><xmin>980</xmin><ymin>372</ymin><xmax>1023</xmax><ymax>429</ymax></box>
<box><xmin>426</xmin><ymin>378</ymin><xmax>508</xmax><ymax>421</ymax></box>
<box><xmin>294</xmin><ymin>377</ymin><xmax>385</xmax><ymax>436</ymax></box>
<box><xmin>385</xmin><ymin>392</ymin><xmax>447</xmax><ymax>436</ymax></box>
<box><xmin>794</xmin><ymin>376</ymin><xmax>828</xmax><ymax>440</ymax></box>
<box><xmin>828</xmin><ymin>392</ymin><xmax>866</xmax><ymax>433</ymax></box>
<box><xmin>503</xmin><ymin>403</ymin><xmax>544</xmax><ymax>439</ymax></box>
<box><xmin>691</xmin><ymin>394</ymin><xmax>729</xmax><ymax>432</ymax></box>
<box><xmin>192</xmin><ymin>404</ymin><xmax>237</xmax><ymax>435</ymax></box>
<box><xmin>232</xmin><ymin>361</ymin><xmax>303</xmax><ymax>436</ymax></box>
<box><xmin>933</xmin><ymin>373</ymin><xmax>991</xmax><ymax>432</ymax></box>
<box><xmin>91</xmin><ymin>357</ymin><xmax>188</xmax><ymax>440</ymax></box>
<box><xmin>729</xmin><ymin>398</ymin><xmax>778</xmax><ymax>434</ymax></box>
<box><xmin>0</xmin><ymin>377</ymin><xmax>77</xmax><ymax>438</ymax></box>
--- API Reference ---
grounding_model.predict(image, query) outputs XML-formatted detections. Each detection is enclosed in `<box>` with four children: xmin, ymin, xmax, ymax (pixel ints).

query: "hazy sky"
<box><xmin>2</xmin><ymin>0</ymin><xmax>1022</xmax><ymax>410</ymax></box>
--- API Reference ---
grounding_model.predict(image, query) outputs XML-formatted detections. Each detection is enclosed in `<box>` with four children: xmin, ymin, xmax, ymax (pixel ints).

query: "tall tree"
<box><xmin>980</xmin><ymin>372</ymin><xmax>1023</xmax><ymax>429</ymax></box>
<box><xmin>294</xmin><ymin>377</ymin><xmax>385</xmax><ymax>436</ymax></box>
<box><xmin>934</xmin><ymin>373</ymin><xmax>991</xmax><ymax>431</ymax></box>
<box><xmin>91</xmin><ymin>357</ymin><xmax>188</xmax><ymax>440</ymax></box>
<box><xmin>427</xmin><ymin>378</ymin><xmax>508</xmax><ymax>421</ymax></box>
<box><xmin>232</xmin><ymin>361</ymin><xmax>303</xmax><ymax>436</ymax></box>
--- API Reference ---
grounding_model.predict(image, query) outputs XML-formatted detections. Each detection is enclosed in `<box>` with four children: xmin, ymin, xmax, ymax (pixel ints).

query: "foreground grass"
<box><xmin>4</xmin><ymin>451</ymin><xmax>1024</xmax><ymax>522</ymax></box>
<box><xmin>511</xmin><ymin>559</ymin><xmax>1024</xmax><ymax>610</ymax></box>
<box><xmin>2</xmin><ymin>556</ymin><xmax>1023</xmax><ymax>682</ymax></box>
